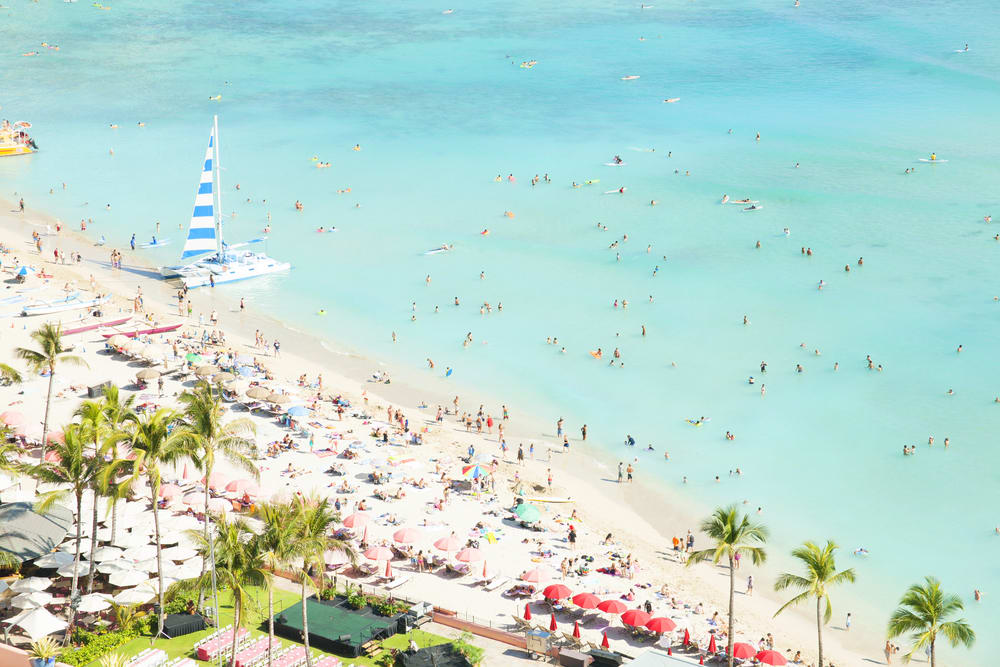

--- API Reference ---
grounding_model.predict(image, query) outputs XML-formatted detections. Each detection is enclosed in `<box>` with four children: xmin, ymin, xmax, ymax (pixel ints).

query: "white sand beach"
<box><xmin>0</xmin><ymin>196</ymin><xmax>880</xmax><ymax>666</ymax></box>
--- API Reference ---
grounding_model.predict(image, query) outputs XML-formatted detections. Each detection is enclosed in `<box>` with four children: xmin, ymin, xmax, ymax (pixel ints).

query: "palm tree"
<box><xmin>27</xmin><ymin>424</ymin><xmax>101</xmax><ymax>632</ymax></box>
<box><xmin>75</xmin><ymin>398</ymin><xmax>111</xmax><ymax>594</ymax></box>
<box><xmin>887</xmin><ymin>576</ymin><xmax>975</xmax><ymax>666</ymax></box>
<box><xmin>291</xmin><ymin>496</ymin><xmax>357</xmax><ymax>667</ymax></box>
<box><xmin>774</xmin><ymin>540</ymin><xmax>856</xmax><ymax>667</ymax></box>
<box><xmin>121</xmin><ymin>408</ymin><xmax>194</xmax><ymax>639</ymax></box>
<box><xmin>97</xmin><ymin>385</ymin><xmax>137</xmax><ymax>545</ymax></box>
<box><xmin>685</xmin><ymin>505</ymin><xmax>768</xmax><ymax>667</ymax></box>
<box><xmin>179</xmin><ymin>380</ymin><xmax>257</xmax><ymax>609</ymax></box>
<box><xmin>256</xmin><ymin>501</ymin><xmax>300</xmax><ymax>667</ymax></box>
<box><xmin>0</xmin><ymin>548</ymin><xmax>21</xmax><ymax>572</ymax></box>
<box><xmin>15</xmin><ymin>323</ymin><xmax>87</xmax><ymax>449</ymax></box>
<box><xmin>173</xmin><ymin>514</ymin><xmax>268</xmax><ymax>667</ymax></box>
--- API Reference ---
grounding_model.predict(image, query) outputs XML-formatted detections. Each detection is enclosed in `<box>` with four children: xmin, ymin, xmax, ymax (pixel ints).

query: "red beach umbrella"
<box><xmin>732</xmin><ymin>642</ymin><xmax>756</xmax><ymax>659</ymax></box>
<box><xmin>542</xmin><ymin>584</ymin><xmax>572</xmax><ymax>600</ymax></box>
<box><xmin>645</xmin><ymin>617</ymin><xmax>677</xmax><ymax>634</ymax></box>
<box><xmin>523</xmin><ymin>603</ymin><xmax>532</xmax><ymax>620</ymax></box>
<box><xmin>597</xmin><ymin>599</ymin><xmax>627</xmax><ymax>614</ymax></box>
<box><xmin>698</xmin><ymin>657</ymin><xmax>704</xmax><ymax>666</ymax></box>
<box><xmin>572</xmin><ymin>620</ymin><xmax>581</xmax><ymax>639</ymax></box>
<box><xmin>755</xmin><ymin>650</ymin><xmax>787</xmax><ymax>665</ymax></box>
<box><xmin>601</xmin><ymin>632</ymin><xmax>609</xmax><ymax>649</ymax></box>
<box><xmin>384</xmin><ymin>560</ymin><xmax>392</xmax><ymax>578</ymax></box>
<box><xmin>571</xmin><ymin>593</ymin><xmax>600</xmax><ymax>609</ymax></box>
<box><xmin>549</xmin><ymin>613</ymin><xmax>557</xmax><ymax>632</ymax></box>
<box><xmin>455</xmin><ymin>547</ymin><xmax>483</xmax><ymax>563</ymax></box>
<box><xmin>620</xmin><ymin>609</ymin><xmax>651</xmax><ymax>627</ymax></box>
<box><xmin>708</xmin><ymin>633</ymin><xmax>717</xmax><ymax>653</ymax></box>
<box><xmin>683</xmin><ymin>628</ymin><xmax>691</xmax><ymax>645</ymax></box>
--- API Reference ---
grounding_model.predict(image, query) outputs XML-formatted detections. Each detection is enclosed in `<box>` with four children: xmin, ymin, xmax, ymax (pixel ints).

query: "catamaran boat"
<box><xmin>159</xmin><ymin>116</ymin><xmax>289</xmax><ymax>288</ymax></box>
<box><xmin>0</xmin><ymin>120</ymin><xmax>37</xmax><ymax>157</ymax></box>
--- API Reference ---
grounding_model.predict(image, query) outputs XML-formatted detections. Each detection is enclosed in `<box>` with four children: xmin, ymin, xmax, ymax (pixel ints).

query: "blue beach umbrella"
<box><xmin>16</xmin><ymin>266</ymin><xmax>35</xmax><ymax>276</ymax></box>
<box><xmin>514</xmin><ymin>503</ymin><xmax>542</xmax><ymax>523</ymax></box>
<box><xmin>237</xmin><ymin>365</ymin><xmax>254</xmax><ymax>377</ymax></box>
<box><xmin>286</xmin><ymin>405</ymin><xmax>309</xmax><ymax>417</ymax></box>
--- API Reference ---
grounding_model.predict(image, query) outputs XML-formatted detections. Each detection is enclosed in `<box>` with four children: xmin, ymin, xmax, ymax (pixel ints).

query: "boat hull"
<box><xmin>61</xmin><ymin>316</ymin><xmax>132</xmax><ymax>336</ymax></box>
<box><xmin>101</xmin><ymin>323</ymin><xmax>183</xmax><ymax>339</ymax></box>
<box><xmin>0</xmin><ymin>145</ymin><xmax>33</xmax><ymax>157</ymax></box>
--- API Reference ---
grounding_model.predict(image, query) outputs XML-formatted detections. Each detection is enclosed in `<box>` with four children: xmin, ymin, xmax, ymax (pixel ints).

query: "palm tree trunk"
<box><xmin>151</xmin><ymin>479</ymin><xmax>165</xmax><ymax>640</ymax></box>
<box><xmin>727</xmin><ymin>555</ymin><xmax>735</xmax><ymax>667</ymax></box>
<box><xmin>198</xmin><ymin>464</ymin><xmax>210</xmax><ymax>611</ymax></box>
<box><xmin>301</xmin><ymin>573</ymin><xmax>312</xmax><ymax>667</ymax></box>
<box><xmin>267</xmin><ymin>587</ymin><xmax>274</xmax><ymax>667</ymax></box>
<box><xmin>930</xmin><ymin>637</ymin><xmax>935</xmax><ymax>667</ymax></box>
<box><xmin>816</xmin><ymin>596</ymin><xmax>823</xmax><ymax>667</ymax></box>
<box><xmin>65</xmin><ymin>491</ymin><xmax>83</xmax><ymax>644</ymax></box>
<box><xmin>110</xmin><ymin>496</ymin><xmax>118</xmax><ymax>543</ymax></box>
<box><xmin>86</xmin><ymin>490</ymin><xmax>99</xmax><ymax>593</ymax></box>
<box><xmin>229</xmin><ymin>600</ymin><xmax>240</xmax><ymax>667</ymax></box>
<box><xmin>41</xmin><ymin>368</ymin><xmax>55</xmax><ymax>451</ymax></box>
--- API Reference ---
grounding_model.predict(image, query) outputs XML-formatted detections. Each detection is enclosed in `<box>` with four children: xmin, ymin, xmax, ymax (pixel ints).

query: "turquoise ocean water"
<box><xmin>3</xmin><ymin>0</ymin><xmax>1000</xmax><ymax>660</ymax></box>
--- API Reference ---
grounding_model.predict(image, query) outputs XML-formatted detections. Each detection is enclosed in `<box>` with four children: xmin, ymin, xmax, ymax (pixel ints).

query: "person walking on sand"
<box><xmin>18</xmin><ymin>198</ymin><xmax>24</xmax><ymax>213</ymax></box>
<box><xmin>626</xmin><ymin>463</ymin><xmax>634</xmax><ymax>483</ymax></box>
<box><xmin>746</xmin><ymin>575</ymin><xmax>753</xmax><ymax>596</ymax></box>
<box><xmin>580</xmin><ymin>424</ymin><xmax>587</xmax><ymax>441</ymax></box>
<box><xmin>517</xmin><ymin>444</ymin><xmax>524</xmax><ymax>465</ymax></box>
<box><xmin>618</xmin><ymin>462</ymin><xmax>624</xmax><ymax>483</ymax></box>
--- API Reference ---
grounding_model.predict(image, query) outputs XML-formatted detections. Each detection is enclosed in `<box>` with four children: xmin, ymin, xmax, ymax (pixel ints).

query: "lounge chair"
<box><xmin>510</xmin><ymin>616</ymin><xmax>532</xmax><ymax>632</ymax></box>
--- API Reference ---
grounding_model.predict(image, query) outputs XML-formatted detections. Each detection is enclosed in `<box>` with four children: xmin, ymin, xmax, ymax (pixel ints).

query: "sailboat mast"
<box><xmin>213</xmin><ymin>114</ymin><xmax>224</xmax><ymax>257</ymax></box>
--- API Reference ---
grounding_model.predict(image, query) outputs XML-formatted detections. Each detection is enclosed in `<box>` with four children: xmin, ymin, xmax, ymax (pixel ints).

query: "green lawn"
<box><xmin>98</xmin><ymin>587</ymin><xmax>452</xmax><ymax>667</ymax></box>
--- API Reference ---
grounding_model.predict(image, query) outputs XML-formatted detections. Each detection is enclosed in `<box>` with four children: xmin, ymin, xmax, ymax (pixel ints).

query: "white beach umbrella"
<box><xmin>11</xmin><ymin>591</ymin><xmax>53</xmax><ymax>609</ymax></box>
<box><xmin>112</xmin><ymin>532</ymin><xmax>149</xmax><ymax>549</ymax></box>
<box><xmin>94</xmin><ymin>527</ymin><xmax>114</xmax><ymax>542</ymax></box>
<box><xmin>157</xmin><ymin>532</ymin><xmax>180</xmax><ymax>545</ymax></box>
<box><xmin>109</xmin><ymin>570</ymin><xmax>149</xmax><ymax>588</ymax></box>
<box><xmin>77</xmin><ymin>593</ymin><xmax>112</xmax><ymax>613</ymax></box>
<box><xmin>92</xmin><ymin>546</ymin><xmax>124</xmax><ymax>562</ymax></box>
<box><xmin>173</xmin><ymin>564</ymin><xmax>201</xmax><ymax>581</ymax></box>
<box><xmin>113</xmin><ymin>588</ymin><xmax>154</xmax><ymax>605</ymax></box>
<box><xmin>56</xmin><ymin>564</ymin><xmax>84</xmax><ymax>578</ymax></box>
<box><xmin>33</xmin><ymin>551</ymin><xmax>75</xmax><ymax>568</ymax></box>
<box><xmin>107</xmin><ymin>335</ymin><xmax>130</xmax><ymax>348</ymax></box>
<box><xmin>8</xmin><ymin>606</ymin><xmax>67</xmax><ymax>640</ymax></box>
<box><xmin>162</xmin><ymin>514</ymin><xmax>200</xmax><ymax>532</ymax></box>
<box><xmin>161</xmin><ymin>545</ymin><xmax>196</xmax><ymax>561</ymax></box>
<box><xmin>10</xmin><ymin>577</ymin><xmax>52</xmax><ymax>593</ymax></box>
<box><xmin>96</xmin><ymin>560</ymin><xmax>133</xmax><ymax>575</ymax></box>
<box><xmin>135</xmin><ymin>576</ymin><xmax>180</xmax><ymax>596</ymax></box>
<box><xmin>122</xmin><ymin>545</ymin><xmax>157</xmax><ymax>561</ymax></box>
<box><xmin>133</xmin><ymin>558</ymin><xmax>160</xmax><ymax>573</ymax></box>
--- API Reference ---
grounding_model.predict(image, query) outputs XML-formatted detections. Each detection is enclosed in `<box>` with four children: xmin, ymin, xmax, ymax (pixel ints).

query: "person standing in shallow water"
<box><xmin>580</xmin><ymin>424</ymin><xmax>587</xmax><ymax>441</ymax></box>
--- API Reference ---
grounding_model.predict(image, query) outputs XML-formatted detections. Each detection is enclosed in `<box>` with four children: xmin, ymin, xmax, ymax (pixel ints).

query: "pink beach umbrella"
<box><xmin>343</xmin><ymin>512</ymin><xmax>370</xmax><ymax>528</ymax></box>
<box><xmin>46</xmin><ymin>431</ymin><xmax>64</xmax><ymax>445</ymax></box>
<box><xmin>158</xmin><ymin>484</ymin><xmax>182</xmax><ymax>500</ymax></box>
<box><xmin>364</xmin><ymin>546</ymin><xmax>393</xmax><ymax>561</ymax></box>
<box><xmin>392</xmin><ymin>527</ymin><xmax>423</xmax><ymax>545</ymax></box>
<box><xmin>225</xmin><ymin>479</ymin><xmax>261</xmax><ymax>496</ymax></box>
<box><xmin>43</xmin><ymin>450</ymin><xmax>62</xmax><ymax>463</ymax></box>
<box><xmin>202</xmin><ymin>471</ymin><xmax>229</xmax><ymax>490</ymax></box>
<box><xmin>0</xmin><ymin>411</ymin><xmax>25</xmax><ymax>427</ymax></box>
<box><xmin>455</xmin><ymin>547</ymin><xmax>483</xmax><ymax>563</ymax></box>
<box><xmin>384</xmin><ymin>560</ymin><xmax>393</xmax><ymax>578</ymax></box>
<box><xmin>182</xmin><ymin>493</ymin><xmax>202</xmax><ymax>506</ymax></box>
<box><xmin>182</xmin><ymin>464</ymin><xmax>195</xmax><ymax>480</ymax></box>
<box><xmin>520</xmin><ymin>566</ymin><xmax>553</xmax><ymax>584</ymax></box>
<box><xmin>433</xmin><ymin>535</ymin><xmax>462</xmax><ymax>552</ymax></box>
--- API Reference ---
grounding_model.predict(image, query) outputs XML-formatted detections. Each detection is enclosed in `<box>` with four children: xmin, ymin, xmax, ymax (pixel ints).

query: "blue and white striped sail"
<box><xmin>180</xmin><ymin>129</ymin><xmax>218</xmax><ymax>259</ymax></box>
